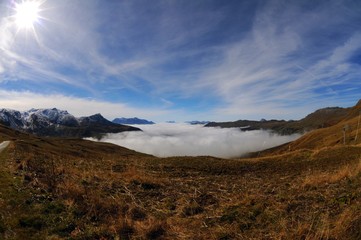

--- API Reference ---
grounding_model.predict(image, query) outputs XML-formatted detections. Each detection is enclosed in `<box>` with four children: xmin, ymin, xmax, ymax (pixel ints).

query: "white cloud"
<box><xmin>0</xmin><ymin>0</ymin><xmax>360</xmax><ymax>122</ymax></box>
<box><xmin>191</xmin><ymin>1</ymin><xmax>361</xmax><ymax>120</ymax></box>
<box><xmin>95</xmin><ymin>123</ymin><xmax>301</xmax><ymax>158</ymax></box>
<box><xmin>0</xmin><ymin>90</ymin><xmax>170</xmax><ymax>120</ymax></box>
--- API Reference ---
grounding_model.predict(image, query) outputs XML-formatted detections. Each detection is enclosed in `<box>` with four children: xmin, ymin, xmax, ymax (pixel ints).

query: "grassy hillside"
<box><xmin>205</xmin><ymin>106</ymin><xmax>349</xmax><ymax>135</ymax></box>
<box><xmin>0</xmin><ymin>101</ymin><xmax>361</xmax><ymax>239</ymax></box>
<box><xmin>258</xmin><ymin>100</ymin><xmax>361</xmax><ymax>156</ymax></box>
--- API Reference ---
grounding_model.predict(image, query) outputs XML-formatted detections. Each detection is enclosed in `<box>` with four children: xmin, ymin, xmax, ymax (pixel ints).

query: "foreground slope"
<box><xmin>0</xmin><ymin>98</ymin><xmax>361</xmax><ymax>239</ymax></box>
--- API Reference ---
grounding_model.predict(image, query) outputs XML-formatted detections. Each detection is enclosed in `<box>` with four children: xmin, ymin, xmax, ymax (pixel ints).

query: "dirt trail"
<box><xmin>0</xmin><ymin>141</ymin><xmax>10</xmax><ymax>152</ymax></box>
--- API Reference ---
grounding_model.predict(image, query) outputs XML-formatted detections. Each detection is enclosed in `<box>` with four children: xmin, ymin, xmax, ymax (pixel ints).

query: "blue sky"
<box><xmin>0</xmin><ymin>0</ymin><xmax>360</xmax><ymax>122</ymax></box>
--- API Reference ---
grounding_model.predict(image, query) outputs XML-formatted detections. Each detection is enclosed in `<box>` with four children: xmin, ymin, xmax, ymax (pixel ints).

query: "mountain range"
<box><xmin>0</xmin><ymin>108</ymin><xmax>140</xmax><ymax>138</ymax></box>
<box><xmin>0</xmin><ymin>104</ymin><xmax>354</xmax><ymax>139</ymax></box>
<box><xmin>186</xmin><ymin>121</ymin><xmax>210</xmax><ymax>125</ymax></box>
<box><xmin>112</xmin><ymin>117</ymin><xmax>155</xmax><ymax>125</ymax></box>
<box><xmin>206</xmin><ymin>106</ymin><xmax>349</xmax><ymax>135</ymax></box>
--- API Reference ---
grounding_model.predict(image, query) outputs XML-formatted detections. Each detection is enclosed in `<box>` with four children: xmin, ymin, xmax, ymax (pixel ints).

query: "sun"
<box><xmin>14</xmin><ymin>0</ymin><xmax>42</xmax><ymax>30</ymax></box>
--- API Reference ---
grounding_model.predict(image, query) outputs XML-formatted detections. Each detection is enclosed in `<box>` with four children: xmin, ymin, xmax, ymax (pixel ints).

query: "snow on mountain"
<box><xmin>0</xmin><ymin>109</ymin><xmax>25</xmax><ymax>129</ymax></box>
<box><xmin>26</xmin><ymin>108</ymin><xmax>72</xmax><ymax>123</ymax></box>
<box><xmin>0</xmin><ymin>108</ymin><xmax>78</xmax><ymax>130</ymax></box>
<box><xmin>0</xmin><ymin>108</ymin><xmax>141</xmax><ymax>137</ymax></box>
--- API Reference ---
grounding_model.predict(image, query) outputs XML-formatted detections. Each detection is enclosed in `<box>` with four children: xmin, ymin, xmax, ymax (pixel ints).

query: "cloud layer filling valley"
<box><xmin>96</xmin><ymin>123</ymin><xmax>300</xmax><ymax>158</ymax></box>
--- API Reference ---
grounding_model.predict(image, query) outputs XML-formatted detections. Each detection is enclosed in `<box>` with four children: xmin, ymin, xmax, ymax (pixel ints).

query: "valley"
<box><xmin>0</xmin><ymin>100</ymin><xmax>360</xmax><ymax>239</ymax></box>
<box><xmin>1</xmin><ymin>0</ymin><xmax>360</xmax><ymax>239</ymax></box>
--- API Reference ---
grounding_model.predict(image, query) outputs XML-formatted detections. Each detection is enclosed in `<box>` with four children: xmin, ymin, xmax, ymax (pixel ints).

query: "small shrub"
<box><xmin>19</xmin><ymin>215</ymin><xmax>46</xmax><ymax>230</ymax></box>
<box><xmin>165</xmin><ymin>198</ymin><xmax>177</xmax><ymax>211</ymax></box>
<box><xmin>112</xmin><ymin>164</ymin><xmax>126</xmax><ymax>173</ymax></box>
<box><xmin>343</xmin><ymin>216</ymin><xmax>361</xmax><ymax>239</ymax></box>
<box><xmin>130</xmin><ymin>207</ymin><xmax>147</xmax><ymax>221</ymax></box>
<box><xmin>196</xmin><ymin>193</ymin><xmax>218</xmax><ymax>207</ymax></box>
<box><xmin>0</xmin><ymin>219</ymin><xmax>5</xmax><ymax>234</ymax></box>
<box><xmin>145</xmin><ymin>223</ymin><xmax>166</xmax><ymax>239</ymax></box>
<box><xmin>53</xmin><ymin>222</ymin><xmax>76</xmax><ymax>237</ymax></box>
<box><xmin>220</xmin><ymin>206</ymin><xmax>240</xmax><ymax>223</ymax></box>
<box><xmin>43</xmin><ymin>202</ymin><xmax>65</xmax><ymax>214</ymax></box>
<box><xmin>217</xmin><ymin>232</ymin><xmax>234</xmax><ymax>240</ymax></box>
<box><xmin>23</xmin><ymin>173</ymin><xmax>32</xmax><ymax>182</ymax></box>
<box><xmin>118</xmin><ymin>223</ymin><xmax>135</xmax><ymax>240</ymax></box>
<box><xmin>140</xmin><ymin>182</ymin><xmax>160</xmax><ymax>190</ymax></box>
<box><xmin>182</xmin><ymin>201</ymin><xmax>204</xmax><ymax>216</ymax></box>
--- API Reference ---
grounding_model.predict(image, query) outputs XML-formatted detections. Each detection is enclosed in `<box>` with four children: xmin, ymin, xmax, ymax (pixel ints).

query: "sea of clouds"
<box><xmin>94</xmin><ymin>123</ymin><xmax>301</xmax><ymax>158</ymax></box>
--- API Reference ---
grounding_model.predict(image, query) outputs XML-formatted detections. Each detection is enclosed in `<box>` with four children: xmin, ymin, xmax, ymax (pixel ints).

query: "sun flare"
<box><xmin>14</xmin><ymin>1</ymin><xmax>42</xmax><ymax>30</ymax></box>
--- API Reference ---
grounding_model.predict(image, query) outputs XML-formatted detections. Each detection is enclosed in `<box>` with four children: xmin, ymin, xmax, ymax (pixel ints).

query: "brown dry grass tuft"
<box><xmin>121</xmin><ymin>165</ymin><xmax>167</xmax><ymax>187</ymax></box>
<box><xmin>303</xmin><ymin>158</ymin><xmax>361</xmax><ymax>187</ymax></box>
<box><xmin>332</xmin><ymin>208</ymin><xmax>361</xmax><ymax>239</ymax></box>
<box><xmin>134</xmin><ymin>218</ymin><xmax>167</xmax><ymax>239</ymax></box>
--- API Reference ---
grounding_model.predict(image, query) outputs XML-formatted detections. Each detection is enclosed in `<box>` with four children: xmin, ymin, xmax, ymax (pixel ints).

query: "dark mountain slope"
<box><xmin>206</xmin><ymin>105</ymin><xmax>350</xmax><ymax>135</ymax></box>
<box><xmin>113</xmin><ymin>117</ymin><xmax>154</xmax><ymax>125</ymax></box>
<box><xmin>0</xmin><ymin>108</ymin><xmax>141</xmax><ymax>138</ymax></box>
<box><xmin>256</xmin><ymin>100</ymin><xmax>361</xmax><ymax>156</ymax></box>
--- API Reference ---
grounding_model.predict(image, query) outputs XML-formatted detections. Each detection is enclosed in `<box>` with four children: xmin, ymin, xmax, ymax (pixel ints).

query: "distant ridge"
<box><xmin>186</xmin><ymin>121</ymin><xmax>210</xmax><ymax>125</ymax></box>
<box><xmin>0</xmin><ymin>108</ymin><xmax>141</xmax><ymax>138</ymax></box>
<box><xmin>206</xmin><ymin>106</ymin><xmax>349</xmax><ymax>135</ymax></box>
<box><xmin>112</xmin><ymin>117</ymin><xmax>154</xmax><ymax>125</ymax></box>
<box><xmin>255</xmin><ymin>99</ymin><xmax>361</xmax><ymax>156</ymax></box>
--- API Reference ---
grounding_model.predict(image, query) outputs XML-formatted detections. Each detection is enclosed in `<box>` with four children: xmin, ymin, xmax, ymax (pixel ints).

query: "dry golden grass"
<box><xmin>259</xmin><ymin>103</ymin><xmax>361</xmax><ymax>157</ymax></box>
<box><xmin>120</xmin><ymin>164</ymin><xmax>168</xmax><ymax>187</ymax></box>
<box><xmin>303</xmin><ymin>158</ymin><xmax>361</xmax><ymax>187</ymax></box>
<box><xmin>1</xmin><ymin>120</ymin><xmax>361</xmax><ymax>239</ymax></box>
<box><xmin>331</xmin><ymin>208</ymin><xmax>361</xmax><ymax>239</ymax></box>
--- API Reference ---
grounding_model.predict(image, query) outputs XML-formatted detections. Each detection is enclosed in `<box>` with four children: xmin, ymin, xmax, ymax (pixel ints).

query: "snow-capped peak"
<box><xmin>0</xmin><ymin>108</ymin><xmax>79</xmax><ymax>129</ymax></box>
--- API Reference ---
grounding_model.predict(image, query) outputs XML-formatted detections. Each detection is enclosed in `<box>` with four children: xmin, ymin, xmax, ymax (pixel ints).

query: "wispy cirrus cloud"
<box><xmin>193</xmin><ymin>1</ymin><xmax>361</xmax><ymax>120</ymax></box>
<box><xmin>0</xmin><ymin>0</ymin><xmax>360</xmax><ymax>122</ymax></box>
